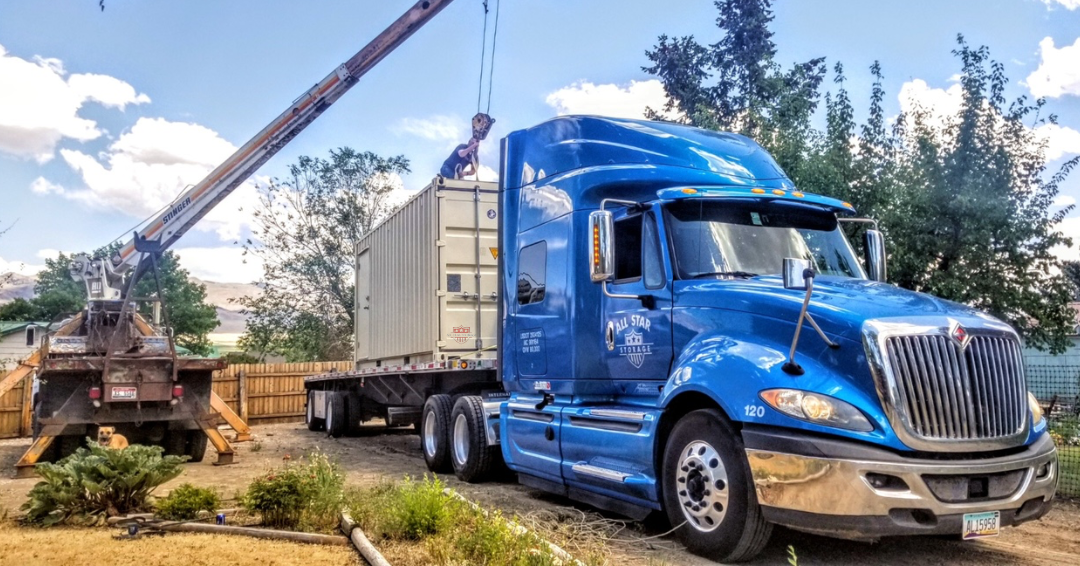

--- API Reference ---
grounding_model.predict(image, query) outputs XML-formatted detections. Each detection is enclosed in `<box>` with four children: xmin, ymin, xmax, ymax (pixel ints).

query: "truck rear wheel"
<box><xmin>422</xmin><ymin>394</ymin><xmax>453</xmax><ymax>472</ymax></box>
<box><xmin>662</xmin><ymin>409</ymin><xmax>771</xmax><ymax>563</ymax></box>
<box><xmin>306</xmin><ymin>390</ymin><xmax>325</xmax><ymax>432</ymax></box>
<box><xmin>186</xmin><ymin>431</ymin><xmax>208</xmax><ymax>463</ymax></box>
<box><xmin>450</xmin><ymin>395</ymin><xmax>498</xmax><ymax>483</ymax></box>
<box><xmin>326</xmin><ymin>392</ymin><xmax>347</xmax><ymax>438</ymax></box>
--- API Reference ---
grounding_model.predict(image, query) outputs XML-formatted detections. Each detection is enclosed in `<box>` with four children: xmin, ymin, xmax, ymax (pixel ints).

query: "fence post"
<box><xmin>20</xmin><ymin>375</ymin><xmax>33</xmax><ymax>437</ymax></box>
<box><xmin>238</xmin><ymin>368</ymin><xmax>249</xmax><ymax>423</ymax></box>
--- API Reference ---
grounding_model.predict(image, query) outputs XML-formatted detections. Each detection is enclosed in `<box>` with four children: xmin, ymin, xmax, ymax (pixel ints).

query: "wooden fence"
<box><xmin>0</xmin><ymin>361</ymin><xmax>350</xmax><ymax>438</ymax></box>
<box><xmin>211</xmin><ymin>361</ymin><xmax>350</xmax><ymax>425</ymax></box>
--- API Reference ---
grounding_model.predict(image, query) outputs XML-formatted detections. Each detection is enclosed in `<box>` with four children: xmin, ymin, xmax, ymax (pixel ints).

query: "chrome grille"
<box><xmin>883</xmin><ymin>335</ymin><xmax>1026</xmax><ymax>441</ymax></box>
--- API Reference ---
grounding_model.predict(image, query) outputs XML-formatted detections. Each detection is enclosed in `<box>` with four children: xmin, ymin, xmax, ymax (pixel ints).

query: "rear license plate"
<box><xmin>962</xmin><ymin>511</ymin><xmax>1000</xmax><ymax>540</ymax></box>
<box><xmin>111</xmin><ymin>387</ymin><xmax>137</xmax><ymax>400</ymax></box>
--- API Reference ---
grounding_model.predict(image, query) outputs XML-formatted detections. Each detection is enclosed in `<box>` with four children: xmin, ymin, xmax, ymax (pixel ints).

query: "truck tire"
<box><xmin>186</xmin><ymin>431</ymin><xmax>208</xmax><ymax>463</ymax></box>
<box><xmin>450</xmin><ymin>395</ymin><xmax>498</xmax><ymax>483</ymax></box>
<box><xmin>165</xmin><ymin>430</ymin><xmax>187</xmax><ymax>456</ymax></box>
<box><xmin>421</xmin><ymin>394</ymin><xmax>454</xmax><ymax>473</ymax></box>
<box><xmin>661</xmin><ymin>409</ymin><xmax>772</xmax><ymax>563</ymax></box>
<box><xmin>306</xmin><ymin>390</ymin><xmax>325</xmax><ymax>432</ymax></box>
<box><xmin>325</xmin><ymin>392</ymin><xmax>347</xmax><ymax>438</ymax></box>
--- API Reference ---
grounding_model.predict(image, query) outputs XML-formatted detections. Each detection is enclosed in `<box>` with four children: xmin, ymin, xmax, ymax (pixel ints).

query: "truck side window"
<box><xmin>517</xmin><ymin>241</ymin><xmax>547</xmax><ymax>305</ymax></box>
<box><xmin>643</xmin><ymin>214</ymin><xmax>664</xmax><ymax>289</ymax></box>
<box><xmin>614</xmin><ymin>215</ymin><xmax>643</xmax><ymax>282</ymax></box>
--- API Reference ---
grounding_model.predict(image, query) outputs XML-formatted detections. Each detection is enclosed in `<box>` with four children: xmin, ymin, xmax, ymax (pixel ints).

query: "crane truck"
<box><xmin>2</xmin><ymin>0</ymin><xmax>456</xmax><ymax>477</ymax></box>
<box><xmin>305</xmin><ymin>116</ymin><xmax>1059</xmax><ymax>562</ymax></box>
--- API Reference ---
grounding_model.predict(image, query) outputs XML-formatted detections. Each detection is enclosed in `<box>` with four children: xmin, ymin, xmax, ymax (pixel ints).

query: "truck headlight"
<box><xmin>1028</xmin><ymin>392</ymin><xmax>1044</xmax><ymax>426</ymax></box>
<box><xmin>760</xmin><ymin>389</ymin><xmax>873</xmax><ymax>432</ymax></box>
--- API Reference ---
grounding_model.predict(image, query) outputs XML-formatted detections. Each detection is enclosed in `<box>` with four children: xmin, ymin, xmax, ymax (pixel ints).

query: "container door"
<box><xmin>356</xmin><ymin>247</ymin><xmax>371</xmax><ymax>362</ymax></box>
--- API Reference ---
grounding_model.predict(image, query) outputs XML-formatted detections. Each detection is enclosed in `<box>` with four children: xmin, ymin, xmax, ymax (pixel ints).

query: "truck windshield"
<box><xmin>664</xmin><ymin>199</ymin><xmax>865</xmax><ymax>280</ymax></box>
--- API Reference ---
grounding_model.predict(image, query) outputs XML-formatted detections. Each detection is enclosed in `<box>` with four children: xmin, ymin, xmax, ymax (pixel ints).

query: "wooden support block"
<box><xmin>210</xmin><ymin>390</ymin><xmax>253</xmax><ymax>442</ymax></box>
<box><xmin>20</xmin><ymin>372</ymin><xmax>33</xmax><ymax>437</ymax></box>
<box><xmin>15</xmin><ymin>435</ymin><xmax>56</xmax><ymax>478</ymax></box>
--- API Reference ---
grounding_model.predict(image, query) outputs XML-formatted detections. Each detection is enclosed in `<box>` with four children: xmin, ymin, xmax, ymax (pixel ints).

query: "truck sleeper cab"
<box><xmin>486</xmin><ymin>116</ymin><xmax>1056</xmax><ymax>562</ymax></box>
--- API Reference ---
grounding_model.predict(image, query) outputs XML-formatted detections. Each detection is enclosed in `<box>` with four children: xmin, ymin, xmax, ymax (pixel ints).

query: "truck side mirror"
<box><xmin>588</xmin><ymin>211</ymin><xmax>615</xmax><ymax>282</ymax></box>
<box><xmin>783</xmin><ymin>258</ymin><xmax>813</xmax><ymax>290</ymax></box>
<box><xmin>863</xmin><ymin>229</ymin><xmax>887</xmax><ymax>282</ymax></box>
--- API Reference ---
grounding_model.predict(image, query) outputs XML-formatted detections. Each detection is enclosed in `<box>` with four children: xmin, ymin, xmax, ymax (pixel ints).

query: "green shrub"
<box><xmin>22</xmin><ymin>441</ymin><xmax>186</xmax><ymax>526</ymax></box>
<box><xmin>156</xmin><ymin>483</ymin><xmax>221</xmax><ymax>520</ymax></box>
<box><xmin>347</xmin><ymin>477</ymin><xmax>566</xmax><ymax>566</ymax></box>
<box><xmin>242</xmin><ymin>450</ymin><xmax>345</xmax><ymax>530</ymax></box>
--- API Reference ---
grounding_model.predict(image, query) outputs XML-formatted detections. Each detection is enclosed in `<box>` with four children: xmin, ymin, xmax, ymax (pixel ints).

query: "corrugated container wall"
<box><xmin>355</xmin><ymin>177</ymin><xmax>499</xmax><ymax>368</ymax></box>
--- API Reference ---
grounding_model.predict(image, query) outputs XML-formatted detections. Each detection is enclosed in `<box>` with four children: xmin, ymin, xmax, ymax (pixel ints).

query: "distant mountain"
<box><xmin>0</xmin><ymin>272</ymin><xmax>259</xmax><ymax>334</ymax></box>
<box><xmin>0</xmin><ymin>273</ymin><xmax>35</xmax><ymax>302</ymax></box>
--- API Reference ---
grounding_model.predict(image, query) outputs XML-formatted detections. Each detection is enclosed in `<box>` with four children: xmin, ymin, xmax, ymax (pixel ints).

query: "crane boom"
<box><xmin>72</xmin><ymin>0</ymin><xmax>454</xmax><ymax>300</ymax></box>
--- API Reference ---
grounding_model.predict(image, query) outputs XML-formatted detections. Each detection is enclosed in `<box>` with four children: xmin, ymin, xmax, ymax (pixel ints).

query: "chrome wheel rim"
<box><xmin>423</xmin><ymin>411</ymin><xmax>437</xmax><ymax>457</ymax></box>
<box><xmin>676</xmin><ymin>440</ymin><xmax>729</xmax><ymax>532</ymax></box>
<box><xmin>452</xmin><ymin>413</ymin><xmax>469</xmax><ymax>468</ymax></box>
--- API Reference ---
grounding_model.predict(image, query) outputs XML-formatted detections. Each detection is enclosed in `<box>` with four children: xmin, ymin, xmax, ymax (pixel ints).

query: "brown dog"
<box><xmin>97</xmin><ymin>426</ymin><xmax>129</xmax><ymax>449</ymax></box>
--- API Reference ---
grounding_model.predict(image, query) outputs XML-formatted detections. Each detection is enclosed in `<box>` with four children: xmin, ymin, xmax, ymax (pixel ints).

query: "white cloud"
<box><xmin>1035</xmin><ymin>123</ymin><xmax>1080</xmax><ymax>161</ymax></box>
<box><xmin>36</xmin><ymin>249</ymin><xmax>62</xmax><ymax>260</ymax></box>
<box><xmin>1054</xmin><ymin>195</ymin><xmax>1077</xmax><ymax>207</ymax></box>
<box><xmin>0</xmin><ymin>256</ymin><xmax>44</xmax><ymax>277</ymax></box>
<box><xmin>1054</xmin><ymin>215</ymin><xmax>1080</xmax><ymax>260</ymax></box>
<box><xmin>898</xmin><ymin>79</ymin><xmax>963</xmax><ymax>124</ymax></box>
<box><xmin>30</xmin><ymin>177</ymin><xmax>65</xmax><ymax>195</ymax></box>
<box><xmin>0</xmin><ymin>43</ymin><xmax>149</xmax><ymax>163</ymax></box>
<box><xmin>59</xmin><ymin>116</ymin><xmax>260</xmax><ymax>242</ymax></box>
<box><xmin>173</xmin><ymin>246</ymin><xmax>264</xmax><ymax>284</ymax></box>
<box><xmin>476</xmin><ymin>164</ymin><xmax>498</xmax><ymax>183</ymax></box>
<box><xmin>392</xmin><ymin>115</ymin><xmax>469</xmax><ymax>149</ymax></box>
<box><xmin>1026</xmin><ymin>37</ymin><xmax>1080</xmax><ymax>99</ymax></box>
<box><xmin>545</xmin><ymin>79</ymin><xmax>677</xmax><ymax>120</ymax></box>
<box><xmin>1041</xmin><ymin>0</ymin><xmax>1080</xmax><ymax>10</ymax></box>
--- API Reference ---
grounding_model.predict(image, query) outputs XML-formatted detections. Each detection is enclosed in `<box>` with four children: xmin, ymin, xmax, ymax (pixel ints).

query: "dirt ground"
<box><xmin>1</xmin><ymin>422</ymin><xmax>1079</xmax><ymax>566</ymax></box>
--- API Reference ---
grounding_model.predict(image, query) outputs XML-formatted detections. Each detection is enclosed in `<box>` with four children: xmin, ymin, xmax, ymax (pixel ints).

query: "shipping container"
<box><xmin>355</xmin><ymin>176</ymin><xmax>499</xmax><ymax>368</ymax></box>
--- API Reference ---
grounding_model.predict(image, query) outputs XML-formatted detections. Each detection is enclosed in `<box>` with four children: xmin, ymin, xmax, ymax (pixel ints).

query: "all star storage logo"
<box><xmin>615</xmin><ymin>315</ymin><xmax>653</xmax><ymax>368</ymax></box>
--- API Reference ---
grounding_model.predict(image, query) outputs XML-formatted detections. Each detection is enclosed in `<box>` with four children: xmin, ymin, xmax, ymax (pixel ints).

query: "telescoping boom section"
<box><xmin>71</xmin><ymin>0</ymin><xmax>456</xmax><ymax>301</ymax></box>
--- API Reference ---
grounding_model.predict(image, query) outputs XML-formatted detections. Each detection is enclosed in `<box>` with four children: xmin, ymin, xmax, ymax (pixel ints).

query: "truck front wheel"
<box><xmin>422</xmin><ymin>394</ymin><xmax>453</xmax><ymax>472</ymax></box>
<box><xmin>662</xmin><ymin>409</ymin><xmax>772</xmax><ymax>563</ymax></box>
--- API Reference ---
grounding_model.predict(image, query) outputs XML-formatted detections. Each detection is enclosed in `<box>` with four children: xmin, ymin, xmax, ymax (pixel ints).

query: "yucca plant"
<box><xmin>21</xmin><ymin>439</ymin><xmax>186</xmax><ymax>526</ymax></box>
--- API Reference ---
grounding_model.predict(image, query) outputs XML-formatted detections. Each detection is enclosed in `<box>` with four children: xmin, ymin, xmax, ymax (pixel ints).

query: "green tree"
<box><xmin>0</xmin><ymin>298</ymin><xmax>40</xmax><ymax>321</ymax></box>
<box><xmin>646</xmin><ymin>5</ymin><xmax>1077</xmax><ymax>352</ymax></box>
<box><xmin>1063</xmin><ymin>261</ymin><xmax>1080</xmax><ymax>300</ymax></box>
<box><xmin>238</xmin><ymin>147</ymin><xmax>410</xmax><ymax>362</ymax></box>
<box><xmin>643</xmin><ymin>0</ymin><xmax>826</xmax><ymax>187</ymax></box>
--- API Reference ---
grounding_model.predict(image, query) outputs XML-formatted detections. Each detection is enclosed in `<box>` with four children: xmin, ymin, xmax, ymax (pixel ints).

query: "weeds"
<box><xmin>22</xmin><ymin>441</ymin><xmax>186</xmax><ymax>526</ymax></box>
<box><xmin>156</xmin><ymin>483</ymin><xmax>221</xmax><ymax>520</ymax></box>
<box><xmin>251</xmin><ymin>441</ymin><xmax>263</xmax><ymax>452</ymax></box>
<box><xmin>241</xmin><ymin>449</ymin><xmax>345</xmax><ymax>531</ymax></box>
<box><xmin>347</xmin><ymin>476</ymin><xmax>569</xmax><ymax>566</ymax></box>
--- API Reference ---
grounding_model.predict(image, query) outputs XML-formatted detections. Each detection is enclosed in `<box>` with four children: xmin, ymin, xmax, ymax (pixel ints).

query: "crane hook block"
<box><xmin>472</xmin><ymin>113</ymin><xmax>495</xmax><ymax>141</ymax></box>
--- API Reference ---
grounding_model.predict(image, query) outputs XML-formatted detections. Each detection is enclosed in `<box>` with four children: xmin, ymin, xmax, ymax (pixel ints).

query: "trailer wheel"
<box><xmin>450</xmin><ymin>395</ymin><xmax>498</xmax><ymax>483</ymax></box>
<box><xmin>326</xmin><ymin>392</ymin><xmax>347</xmax><ymax>438</ymax></box>
<box><xmin>662</xmin><ymin>409</ymin><xmax>772</xmax><ymax>562</ymax></box>
<box><xmin>306</xmin><ymin>390</ymin><xmax>325</xmax><ymax>431</ymax></box>
<box><xmin>421</xmin><ymin>394</ymin><xmax>453</xmax><ymax>472</ymax></box>
<box><xmin>186</xmin><ymin>431</ymin><xmax>208</xmax><ymax>463</ymax></box>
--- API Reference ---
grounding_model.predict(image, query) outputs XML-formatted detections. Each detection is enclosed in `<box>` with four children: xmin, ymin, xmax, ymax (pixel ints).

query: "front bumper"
<box><xmin>743</xmin><ymin>426</ymin><xmax>1058</xmax><ymax>540</ymax></box>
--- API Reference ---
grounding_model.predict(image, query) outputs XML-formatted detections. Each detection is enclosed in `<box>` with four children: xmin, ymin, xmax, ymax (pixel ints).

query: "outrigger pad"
<box><xmin>472</xmin><ymin>113</ymin><xmax>495</xmax><ymax>141</ymax></box>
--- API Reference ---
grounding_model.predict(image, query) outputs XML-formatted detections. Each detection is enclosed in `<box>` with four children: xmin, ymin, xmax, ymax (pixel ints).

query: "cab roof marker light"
<box><xmin>772</xmin><ymin>189</ymin><xmax>786</xmax><ymax>196</ymax></box>
<box><xmin>751</xmin><ymin>188</ymin><xmax>766</xmax><ymax>194</ymax></box>
<box><xmin>793</xmin><ymin>191</ymin><xmax>804</xmax><ymax>198</ymax></box>
<box><xmin>681</xmin><ymin>188</ymin><xmax>698</xmax><ymax>194</ymax></box>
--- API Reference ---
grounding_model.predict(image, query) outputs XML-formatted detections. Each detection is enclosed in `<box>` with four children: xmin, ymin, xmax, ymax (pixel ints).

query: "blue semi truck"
<box><xmin>305</xmin><ymin>115</ymin><xmax>1058</xmax><ymax>562</ymax></box>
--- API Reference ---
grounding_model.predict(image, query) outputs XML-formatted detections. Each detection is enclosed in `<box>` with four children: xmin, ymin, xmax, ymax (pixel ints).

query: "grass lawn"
<box><xmin>1059</xmin><ymin>446</ymin><xmax>1080</xmax><ymax>498</ymax></box>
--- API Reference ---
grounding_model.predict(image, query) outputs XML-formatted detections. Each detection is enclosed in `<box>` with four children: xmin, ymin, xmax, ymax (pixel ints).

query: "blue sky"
<box><xmin>1</xmin><ymin>0</ymin><xmax>1079</xmax><ymax>283</ymax></box>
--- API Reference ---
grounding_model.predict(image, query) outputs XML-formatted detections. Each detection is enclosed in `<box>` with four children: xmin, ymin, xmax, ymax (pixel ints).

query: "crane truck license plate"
<box><xmin>962</xmin><ymin>511</ymin><xmax>1000</xmax><ymax>540</ymax></box>
<box><xmin>111</xmin><ymin>387</ymin><xmax>137</xmax><ymax>400</ymax></box>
